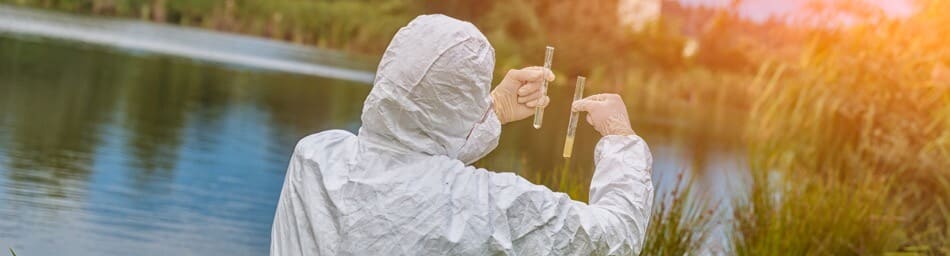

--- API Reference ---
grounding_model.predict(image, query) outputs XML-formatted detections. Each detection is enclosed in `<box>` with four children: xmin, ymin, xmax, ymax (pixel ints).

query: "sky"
<box><xmin>678</xmin><ymin>0</ymin><xmax>917</xmax><ymax>22</ymax></box>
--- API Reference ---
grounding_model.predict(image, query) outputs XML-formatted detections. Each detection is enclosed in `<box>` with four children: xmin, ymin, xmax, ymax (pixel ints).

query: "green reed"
<box><xmin>639</xmin><ymin>173</ymin><xmax>717</xmax><ymax>256</ymax></box>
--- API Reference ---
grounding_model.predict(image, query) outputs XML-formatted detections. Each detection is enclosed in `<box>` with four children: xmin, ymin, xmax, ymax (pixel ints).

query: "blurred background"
<box><xmin>0</xmin><ymin>0</ymin><xmax>946</xmax><ymax>255</ymax></box>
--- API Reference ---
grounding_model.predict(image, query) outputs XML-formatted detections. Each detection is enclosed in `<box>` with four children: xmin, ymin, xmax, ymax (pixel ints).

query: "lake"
<box><xmin>0</xmin><ymin>8</ymin><xmax>745</xmax><ymax>256</ymax></box>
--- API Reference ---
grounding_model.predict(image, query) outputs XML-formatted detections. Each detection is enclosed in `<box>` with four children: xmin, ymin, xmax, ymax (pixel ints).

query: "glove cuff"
<box><xmin>601</xmin><ymin>115</ymin><xmax>636</xmax><ymax>136</ymax></box>
<box><xmin>490</xmin><ymin>91</ymin><xmax>513</xmax><ymax>124</ymax></box>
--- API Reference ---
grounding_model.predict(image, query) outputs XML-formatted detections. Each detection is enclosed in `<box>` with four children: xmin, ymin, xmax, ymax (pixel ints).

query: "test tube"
<box><xmin>563</xmin><ymin>76</ymin><xmax>586</xmax><ymax>158</ymax></box>
<box><xmin>532</xmin><ymin>46</ymin><xmax>555</xmax><ymax>129</ymax></box>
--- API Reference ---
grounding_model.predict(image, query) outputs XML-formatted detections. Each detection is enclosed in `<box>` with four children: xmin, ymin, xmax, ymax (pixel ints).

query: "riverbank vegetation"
<box><xmin>3</xmin><ymin>0</ymin><xmax>947</xmax><ymax>254</ymax></box>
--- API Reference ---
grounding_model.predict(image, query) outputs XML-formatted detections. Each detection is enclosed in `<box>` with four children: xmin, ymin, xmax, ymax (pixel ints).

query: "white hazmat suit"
<box><xmin>271</xmin><ymin>15</ymin><xmax>654</xmax><ymax>256</ymax></box>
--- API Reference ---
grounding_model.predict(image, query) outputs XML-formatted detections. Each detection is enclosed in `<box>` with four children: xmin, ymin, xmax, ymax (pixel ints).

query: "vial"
<box><xmin>563</xmin><ymin>76</ymin><xmax>586</xmax><ymax>158</ymax></box>
<box><xmin>532</xmin><ymin>46</ymin><xmax>555</xmax><ymax>129</ymax></box>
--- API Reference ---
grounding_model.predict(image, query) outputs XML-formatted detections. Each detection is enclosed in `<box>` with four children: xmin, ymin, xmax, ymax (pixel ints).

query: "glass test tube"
<box><xmin>563</xmin><ymin>76</ymin><xmax>586</xmax><ymax>158</ymax></box>
<box><xmin>532</xmin><ymin>46</ymin><xmax>555</xmax><ymax>129</ymax></box>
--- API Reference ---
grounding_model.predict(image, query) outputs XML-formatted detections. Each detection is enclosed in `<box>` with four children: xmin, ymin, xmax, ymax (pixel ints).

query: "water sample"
<box><xmin>532</xmin><ymin>46</ymin><xmax>555</xmax><ymax>129</ymax></box>
<box><xmin>563</xmin><ymin>76</ymin><xmax>586</xmax><ymax>158</ymax></box>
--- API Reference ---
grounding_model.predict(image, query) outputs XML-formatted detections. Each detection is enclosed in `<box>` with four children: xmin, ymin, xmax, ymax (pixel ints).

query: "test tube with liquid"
<box><xmin>532</xmin><ymin>46</ymin><xmax>555</xmax><ymax>129</ymax></box>
<box><xmin>563</xmin><ymin>76</ymin><xmax>586</xmax><ymax>158</ymax></box>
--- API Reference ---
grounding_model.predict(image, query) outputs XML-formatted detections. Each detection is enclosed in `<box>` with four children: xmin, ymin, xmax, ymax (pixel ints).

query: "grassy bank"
<box><xmin>730</xmin><ymin>4</ymin><xmax>950</xmax><ymax>252</ymax></box>
<box><xmin>0</xmin><ymin>0</ymin><xmax>419</xmax><ymax>55</ymax></box>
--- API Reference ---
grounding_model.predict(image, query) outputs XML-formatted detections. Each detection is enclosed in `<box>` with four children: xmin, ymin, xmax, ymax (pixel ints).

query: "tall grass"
<box><xmin>732</xmin><ymin>62</ymin><xmax>903</xmax><ymax>254</ymax></box>
<box><xmin>911</xmin><ymin>101</ymin><xmax>950</xmax><ymax>253</ymax></box>
<box><xmin>731</xmin><ymin>16</ymin><xmax>950</xmax><ymax>252</ymax></box>
<box><xmin>640</xmin><ymin>173</ymin><xmax>717</xmax><ymax>256</ymax></box>
<box><xmin>731</xmin><ymin>167</ymin><xmax>904</xmax><ymax>255</ymax></box>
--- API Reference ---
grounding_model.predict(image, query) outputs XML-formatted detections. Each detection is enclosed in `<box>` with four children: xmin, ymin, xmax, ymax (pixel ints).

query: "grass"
<box><xmin>731</xmin><ymin>168</ymin><xmax>904</xmax><ymax>255</ymax></box>
<box><xmin>729</xmin><ymin>11</ymin><xmax>950</xmax><ymax>252</ymax></box>
<box><xmin>639</xmin><ymin>173</ymin><xmax>718</xmax><ymax>255</ymax></box>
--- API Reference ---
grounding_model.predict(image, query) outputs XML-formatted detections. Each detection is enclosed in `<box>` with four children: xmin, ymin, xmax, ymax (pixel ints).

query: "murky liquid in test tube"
<box><xmin>563</xmin><ymin>76</ymin><xmax>586</xmax><ymax>158</ymax></box>
<box><xmin>532</xmin><ymin>46</ymin><xmax>555</xmax><ymax>129</ymax></box>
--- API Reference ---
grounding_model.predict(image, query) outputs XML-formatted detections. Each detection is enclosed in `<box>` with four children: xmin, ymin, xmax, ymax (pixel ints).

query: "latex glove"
<box><xmin>572</xmin><ymin>93</ymin><xmax>637</xmax><ymax>136</ymax></box>
<box><xmin>491</xmin><ymin>67</ymin><xmax>555</xmax><ymax>124</ymax></box>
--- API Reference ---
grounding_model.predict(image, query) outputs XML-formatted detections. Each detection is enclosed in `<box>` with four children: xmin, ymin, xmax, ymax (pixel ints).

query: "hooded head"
<box><xmin>358</xmin><ymin>15</ymin><xmax>498</xmax><ymax>161</ymax></box>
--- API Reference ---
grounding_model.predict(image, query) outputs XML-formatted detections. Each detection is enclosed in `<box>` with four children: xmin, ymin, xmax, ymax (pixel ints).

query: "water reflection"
<box><xmin>0</xmin><ymin>36</ymin><xmax>369</xmax><ymax>255</ymax></box>
<box><xmin>0</xmin><ymin>34</ymin><xmax>744</xmax><ymax>254</ymax></box>
<box><xmin>0</xmin><ymin>38</ymin><xmax>115</xmax><ymax>208</ymax></box>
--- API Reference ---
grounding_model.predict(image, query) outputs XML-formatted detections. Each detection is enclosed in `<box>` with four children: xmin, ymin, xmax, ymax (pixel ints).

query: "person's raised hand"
<box><xmin>491</xmin><ymin>67</ymin><xmax>555</xmax><ymax>124</ymax></box>
<box><xmin>571</xmin><ymin>93</ymin><xmax>637</xmax><ymax>136</ymax></box>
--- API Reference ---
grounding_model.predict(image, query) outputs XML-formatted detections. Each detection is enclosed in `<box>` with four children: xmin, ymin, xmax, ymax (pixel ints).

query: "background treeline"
<box><xmin>0</xmin><ymin>0</ymin><xmax>797</xmax><ymax>74</ymax></box>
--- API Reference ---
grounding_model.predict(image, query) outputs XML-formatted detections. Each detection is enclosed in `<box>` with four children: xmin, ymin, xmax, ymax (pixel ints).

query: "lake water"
<box><xmin>0</xmin><ymin>8</ymin><xmax>745</xmax><ymax>256</ymax></box>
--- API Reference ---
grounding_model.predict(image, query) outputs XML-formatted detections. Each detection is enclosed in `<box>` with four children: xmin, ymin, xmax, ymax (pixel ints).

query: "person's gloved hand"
<box><xmin>491</xmin><ymin>67</ymin><xmax>555</xmax><ymax>124</ymax></box>
<box><xmin>572</xmin><ymin>93</ymin><xmax>637</xmax><ymax>136</ymax></box>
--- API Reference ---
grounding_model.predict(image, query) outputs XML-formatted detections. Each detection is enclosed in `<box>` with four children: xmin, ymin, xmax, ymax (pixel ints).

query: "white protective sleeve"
<box><xmin>478</xmin><ymin>134</ymin><xmax>654</xmax><ymax>255</ymax></box>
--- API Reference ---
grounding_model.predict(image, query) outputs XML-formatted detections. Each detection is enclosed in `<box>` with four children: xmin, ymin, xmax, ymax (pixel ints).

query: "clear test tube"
<box><xmin>532</xmin><ymin>46</ymin><xmax>555</xmax><ymax>129</ymax></box>
<box><xmin>563</xmin><ymin>76</ymin><xmax>586</xmax><ymax>158</ymax></box>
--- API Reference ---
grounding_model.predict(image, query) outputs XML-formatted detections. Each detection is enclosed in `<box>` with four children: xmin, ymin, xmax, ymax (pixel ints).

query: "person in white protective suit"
<box><xmin>271</xmin><ymin>14</ymin><xmax>654</xmax><ymax>256</ymax></box>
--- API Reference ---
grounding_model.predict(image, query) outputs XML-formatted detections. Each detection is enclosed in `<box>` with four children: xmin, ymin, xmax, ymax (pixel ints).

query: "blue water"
<box><xmin>0</xmin><ymin>34</ymin><xmax>371</xmax><ymax>254</ymax></box>
<box><xmin>1</xmin><ymin>108</ymin><xmax>285</xmax><ymax>255</ymax></box>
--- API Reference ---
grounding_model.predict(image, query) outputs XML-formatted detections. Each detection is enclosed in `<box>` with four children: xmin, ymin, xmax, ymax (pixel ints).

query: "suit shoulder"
<box><xmin>294</xmin><ymin>130</ymin><xmax>356</xmax><ymax>158</ymax></box>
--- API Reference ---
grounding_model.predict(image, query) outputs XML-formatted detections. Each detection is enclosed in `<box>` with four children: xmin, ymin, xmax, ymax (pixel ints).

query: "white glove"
<box><xmin>490</xmin><ymin>67</ymin><xmax>555</xmax><ymax>124</ymax></box>
<box><xmin>572</xmin><ymin>93</ymin><xmax>637</xmax><ymax>136</ymax></box>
